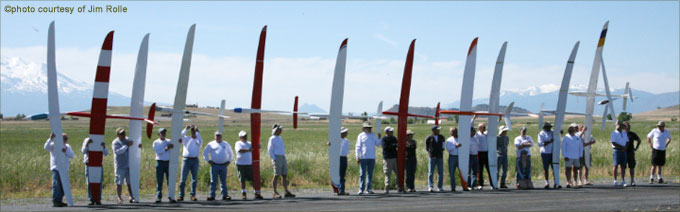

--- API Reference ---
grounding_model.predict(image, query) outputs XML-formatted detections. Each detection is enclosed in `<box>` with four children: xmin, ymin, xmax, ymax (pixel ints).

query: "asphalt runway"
<box><xmin>2</xmin><ymin>182</ymin><xmax>678</xmax><ymax>211</ymax></box>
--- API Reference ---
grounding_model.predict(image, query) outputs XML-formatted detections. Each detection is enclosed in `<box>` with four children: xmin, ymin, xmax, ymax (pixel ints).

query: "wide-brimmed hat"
<box><xmin>543</xmin><ymin>122</ymin><xmax>553</xmax><ymax>128</ymax></box>
<box><xmin>432</xmin><ymin>125</ymin><xmax>442</xmax><ymax>131</ymax></box>
<box><xmin>238</xmin><ymin>130</ymin><xmax>247</xmax><ymax>137</ymax></box>
<box><xmin>498</xmin><ymin>126</ymin><xmax>509</xmax><ymax>135</ymax></box>
<box><xmin>406</xmin><ymin>130</ymin><xmax>415</xmax><ymax>135</ymax></box>
<box><xmin>657</xmin><ymin>121</ymin><xmax>666</xmax><ymax>127</ymax></box>
<box><xmin>384</xmin><ymin>126</ymin><xmax>394</xmax><ymax>132</ymax></box>
<box><xmin>362</xmin><ymin>121</ymin><xmax>372</xmax><ymax>128</ymax></box>
<box><xmin>158</xmin><ymin>128</ymin><xmax>167</xmax><ymax>134</ymax></box>
<box><xmin>341</xmin><ymin>127</ymin><xmax>349</xmax><ymax>133</ymax></box>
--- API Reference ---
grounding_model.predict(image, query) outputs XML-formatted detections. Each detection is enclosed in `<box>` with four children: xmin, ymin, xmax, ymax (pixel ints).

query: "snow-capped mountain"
<box><xmin>1</xmin><ymin>56</ymin><xmax>132</xmax><ymax>116</ymax></box>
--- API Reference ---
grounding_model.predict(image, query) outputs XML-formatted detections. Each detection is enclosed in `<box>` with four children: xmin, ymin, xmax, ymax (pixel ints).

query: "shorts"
<box><xmin>540</xmin><ymin>153</ymin><xmax>552</xmax><ymax>171</ymax></box>
<box><xmin>273</xmin><ymin>155</ymin><xmax>288</xmax><ymax>176</ymax></box>
<box><xmin>237</xmin><ymin>165</ymin><xmax>253</xmax><ymax>182</ymax></box>
<box><xmin>626</xmin><ymin>152</ymin><xmax>636</xmax><ymax>168</ymax></box>
<box><xmin>565</xmin><ymin>158</ymin><xmax>580</xmax><ymax>168</ymax></box>
<box><xmin>115</xmin><ymin>167</ymin><xmax>130</xmax><ymax>185</ymax></box>
<box><xmin>579</xmin><ymin>153</ymin><xmax>591</xmax><ymax>168</ymax></box>
<box><xmin>651</xmin><ymin>149</ymin><xmax>666</xmax><ymax>166</ymax></box>
<box><xmin>613</xmin><ymin>149</ymin><xmax>627</xmax><ymax>167</ymax></box>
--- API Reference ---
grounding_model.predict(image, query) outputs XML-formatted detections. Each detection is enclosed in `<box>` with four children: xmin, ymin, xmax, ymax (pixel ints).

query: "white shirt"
<box><xmin>181</xmin><ymin>129</ymin><xmax>202</xmax><ymax>158</ymax></box>
<box><xmin>81</xmin><ymin>138</ymin><xmax>109</xmax><ymax>163</ymax></box>
<box><xmin>340</xmin><ymin>138</ymin><xmax>350</xmax><ymax>157</ymax></box>
<box><xmin>476</xmin><ymin>131</ymin><xmax>488</xmax><ymax>152</ymax></box>
<box><xmin>446</xmin><ymin>136</ymin><xmax>460</xmax><ymax>155</ymax></box>
<box><xmin>152</xmin><ymin>138</ymin><xmax>172</xmax><ymax>161</ymax></box>
<box><xmin>234</xmin><ymin>140</ymin><xmax>253</xmax><ymax>165</ymax></box>
<box><xmin>538</xmin><ymin>130</ymin><xmax>554</xmax><ymax>154</ymax></box>
<box><xmin>647</xmin><ymin>128</ymin><xmax>671</xmax><ymax>151</ymax></box>
<box><xmin>355</xmin><ymin>132</ymin><xmax>381</xmax><ymax>159</ymax></box>
<box><xmin>561</xmin><ymin>134</ymin><xmax>583</xmax><ymax>159</ymax></box>
<box><xmin>44</xmin><ymin>139</ymin><xmax>75</xmax><ymax>171</ymax></box>
<box><xmin>203</xmin><ymin>140</ymin><xmax>233</xmax><ymax>164</ymax></box>
<box><xmin>610</xmin><ymin>130</ymin><xmax>629</xmax><ymax>149</ymax></box>
<box><xmin>470</xmin><ymin>136</ymin><xmax>480</xmax><ymax>155</ymax></box>
<box><xmin>268</xmin><ymin>135</ymin><xmax>286</xmax><ymax>159</ymax></box>
<box><xmin>514</xmin><ymin>135</ymin><xmax>534</xmax><ymax>156</ymax></box>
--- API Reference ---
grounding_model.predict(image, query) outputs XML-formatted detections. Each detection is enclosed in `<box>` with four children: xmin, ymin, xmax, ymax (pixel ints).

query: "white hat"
<box><xmin>362</xmin><ymin>121</ymin><xmax>372</xmax><ymax>128</ymax></box>
<box><xmin>384</xmin><ymin>126</ymin><xmax>394</xmax><ymax>132</ymax></box>
<box><xmin>272</xmin><ymin>123</ymin><xmax>284</xmax><ymax>134</ymax></box>
<box><xmin>498</xmin><ymin>126</ymin><xmax>509</xmax><ymax>135</ymax></box>
<box><xmin>340</xmin><ymin>127</ymin><xmax>349</xmax><ymax>133</ymax></box>
<box><xmin>214</xmin><ymin>131</ymin><xmax>222</xmax><ymax>136</ymax></box>
<box><xmin>238</xmin><ymin>130</ymin><xmax>247</xmax><ymax>137</ymax></box>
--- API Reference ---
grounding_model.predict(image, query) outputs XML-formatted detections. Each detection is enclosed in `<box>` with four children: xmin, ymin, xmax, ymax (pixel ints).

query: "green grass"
<box><xmin>0</xmin><ymin>117</ymin><xmax>678</xmax><ymax>199</ymax></box>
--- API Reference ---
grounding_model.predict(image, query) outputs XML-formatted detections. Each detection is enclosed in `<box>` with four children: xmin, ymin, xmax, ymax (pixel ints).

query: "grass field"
<box><xmin>0</xmin><ymin>108</ymin><xmax>678</xmax><ymax>200</ymax></box>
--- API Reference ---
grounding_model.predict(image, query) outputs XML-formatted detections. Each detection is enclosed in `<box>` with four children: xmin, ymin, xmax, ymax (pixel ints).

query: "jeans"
<box><xmin>359</xmin><ymin>159</ymin><xmax>375</xmax><ymax>192</ymax></box>
<box><xmin>478</xmin><ymin>151</ymin><xmax>491</xmax><ymax>187</ymax></box>
<box><xmin>52</xmin><ymin>170</ymin><xmax>64</xmax><ymax>204</ymax></box>
<box><xmin>428</xmin><ymin>157</ymin><xmax>444</xmax><ymax>190</ymax></box>
<box><xmin>155</xmin><ymin>160</ymin><xmax>169</xmax><ymax>199</ymax></box>
<box><xmin>405</xmin><ymin>157</ymin><xmax>417</xmax><ymax>190</ymax></box>
<box><xmin>516</xmin><ymin>156</ymin><xmax>532</xmax><ymax>180</ymax></box>
<box><xmin>339</xmin><ymin>156</ymin><xmax>348</xmax><ymax>194</ymax></box>
<box><xmin>468</xmin><ymin>155</ymin><xmax>479</xmax><ymax>187</ymax></box>
<box><xmin>497</xmin><ymin>155</ymin><xmax>508</xmax><ymax>185</ymax></box>
<box><xmin>85</xmin><ymin>165</ymin><xmax>103</xmax><ymax>202</ymax></box>
<box><xmin>179</xmin><ymin>158</ymin><xmax>199</xmax><ymax>198</ymax></box>
<box><xmin>448</xmin><ymin>155</ymin><xmax>459</xmax><ymax>190</ymax></box>
<box><xmin>209</xmin><ymin>164</ymin><xmax>228</xmax><ymax>198</ymax></box>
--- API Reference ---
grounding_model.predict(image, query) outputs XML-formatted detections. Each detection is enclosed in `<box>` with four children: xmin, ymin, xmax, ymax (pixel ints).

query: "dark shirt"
<box><xmin>406</xmin><ymin>139</ymin><xmax>417</xmax><ymax>159</ymax></box>
<box><xmin>381</xmin><ymin>135</ymin><xmax>398</xmax><ymax>159</ymax></box>
<box><xmin>626</xmin><ymin>131</ymin><xmax>640</xmax><ymax>154</ymax></box>
<box><xmin>425</xmin><ymin>134</ymin><xmax>446</xmax><ymax>158</ymax></box>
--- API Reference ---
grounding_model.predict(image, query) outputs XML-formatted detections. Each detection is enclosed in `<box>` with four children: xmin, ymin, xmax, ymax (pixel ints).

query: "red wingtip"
<box><xmin>435</xmin><ymin>102</ymin><xmax>441</xmax><ymax>126</ymax></box>
<box><xmin>467</xmin><ymin>37</ymin><xmax>478</xmax><ymax>56</ymax></box>
<box><xmin>262</xmin><ymin>25</ymin><xmax>267</xmax><ymax>31</ymax></box>
<box><xmin>293</xmin><ymin>96</ymin><xmax>298</xmax><ymax>129</ymax></box>
<box><xmin>410</xmin><ymin>39</ymin><xmax>416</xmax><ymax>47</ymax></box>
<box><xmin>102</xmin><ymin>31</ymin><xmax>114</xmax><ymax>50</ymax></box>
<box><xmin>146</xmin><ymin>103</ymin><xmax>156</xmax><ymax>139</ymax></box>
<box><xmin>340</xmin><ymin>38</ymin><xmax>348</xmax><ymax>49</ymax></box>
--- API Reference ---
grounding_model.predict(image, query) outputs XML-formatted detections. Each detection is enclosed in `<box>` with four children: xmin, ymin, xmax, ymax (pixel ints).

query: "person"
<box><xmin>355</xmin><ymin>121</ymin><xmax>380</xmax><ymax>195</ymax></box>
<box><xmin>339</xmin><ymin>127</ymin><xmax>351</xmax><ymax>195</ymax></box>
<box><xmin>112</xmin><ymin>128</ymin><xmax>141</xmax><ymax>204</ymax></box>
<box><xmin>203</xmin><ymin>131</ymin><xmax>234</xmax><ymax>201</ymax></box>
<box><xmin>426</xmin><ymin>125</ymin><xmax>446</xmax><ymax>192</ymax></box>
<box><xmin>268</xmin><ymin>123</ymin><xmax>296</xmax><ymax>198</ymax></box>
<box><xmin>468</xmin><ymin>127</ymin><xmax>480</xmax><ymax>190</ymax></box>
<box><xmin>178</xmin><ymin>125</ymin><xmax>202</xmax><ymax>201</ymax></box>
<box><xmin>381</xmin><ymin>126</ymin><xmax>398</xmax><ymax>193</ymax></box>
<box><xmin>82</xmin><ymin>136</ymin><xmax>109</xmax><ymax>205</ymax></box>
<box><xmin>496</xmin><ymin>126</ymin><xmax>510</xmax><ymax>189</ymax></box>
<box><xmin>538</xmin><ymin>122</ymin><xmax>558</xmax><ymax>189</ymax></box>
<box><xmin>235</xmin><ymin>130</ymin><xmax>263</xmax><ymax>199</ymax></box>
<box><xmin>446</xmin><ymin>127</ymin><xmax>461</xmax><ymax>192</ymax></box>
<box><xmin>610</xmin><ymin>121</ymin><xmax>629</xmax><ymax>187</ymax></box>
<box><xmin>474</xmin><ymin>123</ymin><xmax>492</xmax><ymax>190</ymax></box>
<box><xmin>577</xmin><ymin>124</ymin><xmax>595</xmax><ymax>185</ymax></box>
<box><xmin>623</xmin><ymin>122</ymin><xmax>641</xmax><ymax>186</ymax></box>
<box><xmin>562</xmin><ymin>124</ymin><xmax>583</xmax><ymax>188</ymax></box>
<box><xmin>514</xmin><ymin>126</ymin><xmax>533</xmax><ymax>189</ymax></box>
<box><xmin>647</xmin><ymin>121</ymin><xmax>671</xmax><ymax>184</ymax></box>
<box><xmin>152</xmin><ymin>128</ymin><xmax>176</xmax><ymax>203</ymax></box>
<box><xmin>405</xmin><ymin>130</ymin><xmax>418</xmax><ymax>192</ymax></box>
<box><xmin>45</xmin><ymin>133</ymin><xmax>75</xmax><ymax>207</ymax></box>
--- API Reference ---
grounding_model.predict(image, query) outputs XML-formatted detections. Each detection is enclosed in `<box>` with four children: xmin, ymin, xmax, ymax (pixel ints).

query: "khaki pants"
<box><xmin>383</xmin><ymin>158</ymin><xmax>398</xmax><ymax>189</ymax></box>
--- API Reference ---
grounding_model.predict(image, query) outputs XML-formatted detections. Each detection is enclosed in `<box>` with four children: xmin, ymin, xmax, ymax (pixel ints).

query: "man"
<box><xmin>538</xmin><ymin>122</ymin><xmax>557</xmax><ymax>189</ymax></box>
<box><xmin>577</xmin><ymin>124</ymin><xmax>595</xmax><ymax>185</ymax></box>
<box><xmin>623</xmin><ymin>122</ymin><xmax>641</xmax><ymax>186</ymax></box>
<box><xmin>355</xmin><ymin>121</ymin><xmax>380</xmax><ymax>195</ymax></box>
<box><xmin>339</xmin><ymin>127</ymin><xmax>351</xmax><ymax>195</ymax></box>
<box><xmin>514</xmin><ymin>126</ymin><xmax>533</xmax><ymax>189</ymax></box>
<box><xmin>426</xmin><ymin>125</ymin><xmax>446</xmax><ymax>192</ymax></box>
<box><xmin>381</xmin><ymin>126</ymin><xmax>398</xmax><ymax>193</ymax></box>
<box><xmin>474</xmin><ymin>123</ymin><xmax>492</xmax><ymax>190</ymax></box>
<box><xmin>468</xmin><ymin>127</ymin><xmax>480</xmax><ymax>190</ymax></box>
<box><xmin>178</xmin><ymin>125</ymin><xmax>202</xmax><ymax>201</ymax></box>
<box><xmin>203</xmin><ymin>131</ymin><xmax>233</xmax><ymax>201</ymax></box>
<box><xmin>152</xmin><ymin>128</ymin><xmax>176</xmax><ymax>203</ymax></box>
<box><xmin>610</xmin><ymin>121</ymin><xmax>629</xmax><ymax>187</ymax></box>
<box><xmin>405</xmin><ymin>130</ymin><xmax>418</xmax><ymax>192</ymax></box>
<box><xmin>44</xmin><ymin>133</ymin><xmax>74</xmax><ymax>207</ymax></box>
<box><xmin>445</xmin><ymin>127</ymin><xmax>461</xmax><ymax>192</ymax></box>
<box><xmin>235</xmin><ymin>130</ymin><xmax>263</xmax><ymax>199</ymax></box>
<box><xmin>82</xmin><ymin>136</ymin><xmax>109</xmax><ymax>205</ymax></box>
<box><xmin>496</xmin><ymin>126</ymin><xmax>510</xmax><ymax>189</ymax></box>
<box><xmin>562</xmin><ymin>124</ymin><xmax>583</xmax><ymax>188</ymax></box>
<box><xmin>647</xmin><ymin>121</ymin><xmax>671</xmax><ymax>184</ymax></box>
<box><xmin>268</xmin><ymin>123</ymin><xmax>296</xmax><ymax>198</ymax></box>
<box><xmin>112</xmin><ymin>128</ymin><xmax>141</xmax><ymax>204</ymax></box>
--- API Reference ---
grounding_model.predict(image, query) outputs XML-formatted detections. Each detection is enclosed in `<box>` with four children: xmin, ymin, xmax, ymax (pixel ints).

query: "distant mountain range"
<box><xmin>385</xmin><ymin>104</ymin><xmax>531</xmax><ymax>117</ymax></box>
<box><xmin>299</xmin><ymin>103</ymin><xmax>326</xmax><ymax>114</ymax></box>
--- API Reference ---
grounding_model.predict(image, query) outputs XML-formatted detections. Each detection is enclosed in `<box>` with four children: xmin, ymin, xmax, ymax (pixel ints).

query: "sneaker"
<box><xmin>438</xmin><ymin>188</ymin><xmax>444</xmax><ymax>192</ymax></box>
<box><xmin>613</xmin><ymin>181</ymin><xmax>619</xmax><ymax>187</ymax></box>
<box><xmin>155</xmin><ymin>199</ymin><xmax>161</xmax><ymax>204</ymax></box>
<box><xmin>95</xmin><ymin>201</ymin><xmax>102</xmax><ymax>205</ymax></box>
<box><xmin>428</xmin><ymin>188</ymin><xmax>434</xmax><ymax>192</ymax></box>
<box><xmin>206</xmin><ymin>197</ymin><xmax>215</xmax><ymax>201</ymax></box>
<box><xmin>190</xmin><ymin>196</ymin><xmax>197</xmax><ymax>201</ymax></box>
<box><xmin>566</xmin><ymin>184</ymin><xmax>571</xmax><ymax>188</ymax></box>
<box><xmin>273</xmin><ymin>193</ymin><xmax>282</xmax><ymax>199</ymax></box>
<box><xmin>367</xmin><ymin>190</ymin><xmax>374</xmax><ymax>194</ymax></box>
<box><xmin>129</xmin><ymin>198</ymin><xmax>138</xmax><ymax>203</ymax></box>
<box><xmin>254</xmin><ymin>193</ymin><xmax>264</xmax><ymax>200</ymax></box>
<box><xmin>88</xmin><ymin>201</ymin><xmax>95</xmax><ymax>206</ymax></box>
<box><xmin>500</xmin><ymin>184</ymin><xmax>508</xmax><ymax>189</ymax></box>
<box><xmin>357</xmin><ymin>191</ymin><xmax>364</xmax><ymax>195</ymax></box>
<box><xmin>284</xmin><ymin>192</ymin><xmax>296</xmax><ymax>198</ymax></box>
<box><xmin>622</xmin><ymin>181</ymin><xmax>627</xmax><ymax>187</ymax></box>
<box><xmin>168</xmin><ymin>198</ymin><xmax>177</xmax><ymax>203</ymax></box>
<box><xmin>242</xmin><ymin>192</ymin><xmax>247</xmax><ymax>200</ymax></box>
<box><xmin>650</xmin><ymin>178</ymin><xmax>655</xmax><ymax>184</ymax></box>
<box><xmin>222</xmin><ymin>196</ymin><xmax>231</xmax><ymax>201</ymax></box>
<box><xmin>554</xmin><ymin>184</ymin><xmax>562</xmax><ymax>189</ymax></box>
<box><xmin>631</xmin><ymin>181</ymin><xmax>636</xmax><ymax>187</ymax></box>
<box><xmin>52</xmin><ymin>202</ymin><xmax>67</xmax><ymax>207</ymax></box>
<box><xmin>658</xmin><ymin>178</ymin><xmax>665</xmax><ymax>184</ymax></box>
<box><xmin>177</xmin><ymin>197</ymin><xmax>184</xmax><ymax>202</ymax></box>
<box><xmin>544</xmin><ymin>184</ymin><xmax>550</xmax><ymax>189</ymax></box>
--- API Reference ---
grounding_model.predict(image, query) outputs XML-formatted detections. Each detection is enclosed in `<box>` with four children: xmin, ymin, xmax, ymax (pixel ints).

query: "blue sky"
<box><xmin>1</xmin><ymin>1</ymin><xmax>678</xmax><ymax>113</ymax></box>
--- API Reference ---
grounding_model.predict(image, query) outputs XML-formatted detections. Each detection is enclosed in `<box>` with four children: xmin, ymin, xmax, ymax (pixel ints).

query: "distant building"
<box><xmin>187</xmin><ymin>104</ymin><xmax>198</xmax><ymax>108</ymax></box>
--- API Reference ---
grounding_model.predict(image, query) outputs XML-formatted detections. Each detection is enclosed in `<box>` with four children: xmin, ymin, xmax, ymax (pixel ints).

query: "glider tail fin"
<box><xmin>435</xmin><ymin>102</ymin><xmax>440</xmax><ymax>126</ymax></box>
<box><xmin>293</xmin><ymin>96</ymin><xmax>298</xmax><ymax>129</ymax></box>
<box><xmin>504</xmin><ymin>102</ymin><xmax>514</xmax><ymax>131</ymax></box>
<box><xmin>146</xmin><ymin>103</ymin><xmax>156</xmax><ymax>139</ymax></box>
